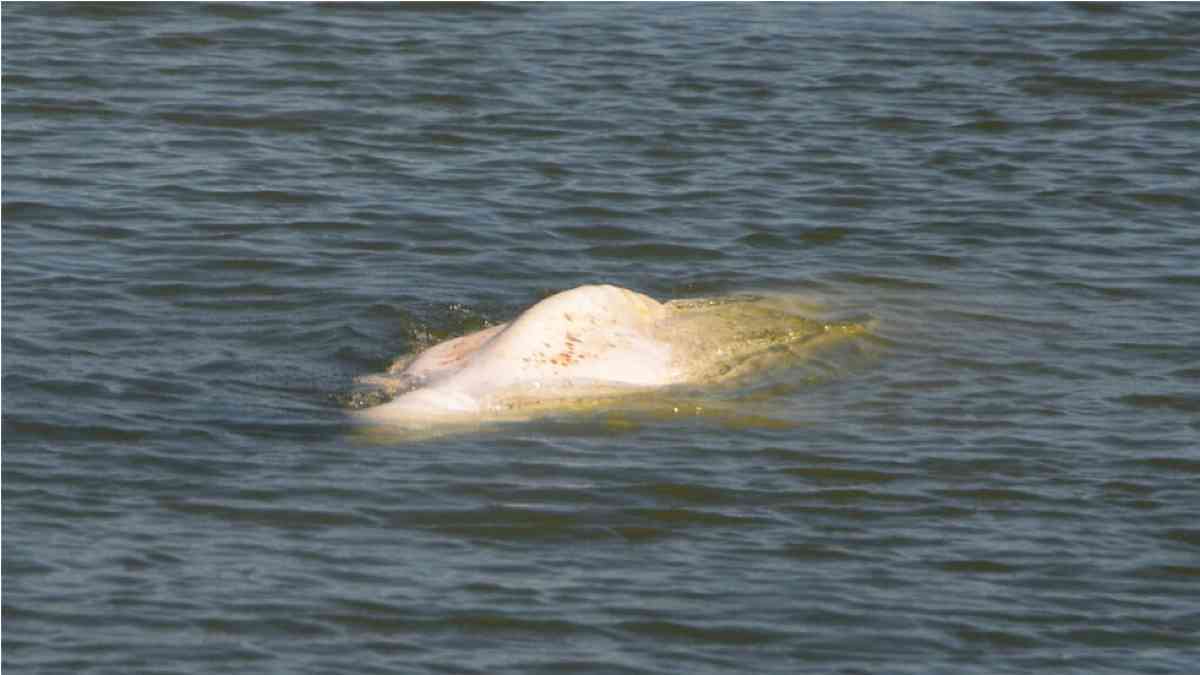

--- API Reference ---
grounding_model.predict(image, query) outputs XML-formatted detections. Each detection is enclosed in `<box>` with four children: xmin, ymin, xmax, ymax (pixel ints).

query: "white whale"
<box><xmin>355</xmin><ymin>284</ymin><xmax>866</xmax><ymax>428</ymax></box>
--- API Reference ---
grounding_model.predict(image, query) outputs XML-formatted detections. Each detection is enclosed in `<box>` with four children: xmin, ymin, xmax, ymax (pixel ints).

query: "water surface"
<box><xmin>4</xmin><ymin>3</ymin><xmax>1199</xmax><ymax>674</ymax></box>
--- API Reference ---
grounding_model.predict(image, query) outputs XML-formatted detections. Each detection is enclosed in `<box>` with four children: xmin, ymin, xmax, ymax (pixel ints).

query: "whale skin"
<box><xmin>355</xmin><ymin>284</ymin><xmax>865</xmax><ymax>426</ymax></box>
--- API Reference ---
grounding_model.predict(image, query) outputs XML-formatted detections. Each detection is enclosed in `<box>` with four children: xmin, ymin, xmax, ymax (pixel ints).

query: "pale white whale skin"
<box><xmin>355</xmin><ymin>284</ymin><xmax>866</xmax><ymax>427</ymax></box>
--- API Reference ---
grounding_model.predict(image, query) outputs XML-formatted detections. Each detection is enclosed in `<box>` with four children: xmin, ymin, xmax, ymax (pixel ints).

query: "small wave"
<box><xmin>585</xmin><ymin>243</ymin><xmax>724</xmax><ymax>261</ymax></box>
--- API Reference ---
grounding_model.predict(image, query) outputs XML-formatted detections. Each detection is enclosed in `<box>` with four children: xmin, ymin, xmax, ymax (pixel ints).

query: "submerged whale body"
<box><xmin>356</xmin><ymin>284</ymin><xmax>865</xmax><ymax>427</ymax></box>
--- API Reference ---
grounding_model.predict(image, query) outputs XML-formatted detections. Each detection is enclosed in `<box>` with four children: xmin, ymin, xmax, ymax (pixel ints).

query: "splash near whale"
<box><xmin>354</xmin><ymin>284</ymin><xmax>869</xmax><ymax>430</ymax></box>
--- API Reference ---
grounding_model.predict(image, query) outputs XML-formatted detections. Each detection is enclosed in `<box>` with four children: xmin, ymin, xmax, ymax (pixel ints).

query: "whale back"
<box><xmin>362</xmin><ymin>285</ymin><xmax>676</xmax><ymax>419</ymax></box>
<box><xmin>468</xmin><ymin>284</ymin><xmax>672</xmax><ymax>387</ymax></box>
<box><xmin>355</xmin><ymin>285</ymin><xmax>869</xmax><ymax>426</ymax></box>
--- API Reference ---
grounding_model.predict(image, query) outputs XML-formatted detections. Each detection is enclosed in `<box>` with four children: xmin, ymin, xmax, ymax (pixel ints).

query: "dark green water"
<box><xmin>3</xmin><ymin>3</ymin><xmax>1198</xmax><ymax>673</ymax></box>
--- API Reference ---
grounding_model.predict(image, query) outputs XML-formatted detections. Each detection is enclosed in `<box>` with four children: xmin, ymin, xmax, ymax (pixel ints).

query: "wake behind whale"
<box><xmin>353</xmin><ymin>284</ymin><xmax>870</xmax><ymax>431</ymax></box>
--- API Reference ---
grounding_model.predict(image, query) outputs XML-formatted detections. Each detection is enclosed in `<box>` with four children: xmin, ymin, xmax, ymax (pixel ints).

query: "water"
<box><xmin>3</xmin><ymin>3</ymin><xmax>1198</xmax><ymax>673</ymax></box>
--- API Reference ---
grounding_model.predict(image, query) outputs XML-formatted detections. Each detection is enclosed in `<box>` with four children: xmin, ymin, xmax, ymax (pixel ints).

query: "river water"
<box><xmin>3</xmin><ymin>3</ymin><xmax>1198</xmax><ymax>674</ymax></box>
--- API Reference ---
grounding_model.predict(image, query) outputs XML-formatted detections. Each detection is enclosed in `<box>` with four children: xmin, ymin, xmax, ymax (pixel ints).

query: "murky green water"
<box><xmin>4</xmin><ymin>3</ymin><xmax>1198</xmax><ymax>673</ymax></box>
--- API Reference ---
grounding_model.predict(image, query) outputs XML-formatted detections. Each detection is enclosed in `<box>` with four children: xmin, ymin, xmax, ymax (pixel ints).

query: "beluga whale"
<box><xmin>353</xmin><ymin>284</ymin><xmax>869</xmax><ymax>431</ymax></box>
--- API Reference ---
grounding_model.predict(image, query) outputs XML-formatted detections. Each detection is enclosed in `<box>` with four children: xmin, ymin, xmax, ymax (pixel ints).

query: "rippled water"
<box><xmin>4</xmin><ymin>3</ymin><xmax>1199</xmax><ymax>673</ymax></box>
